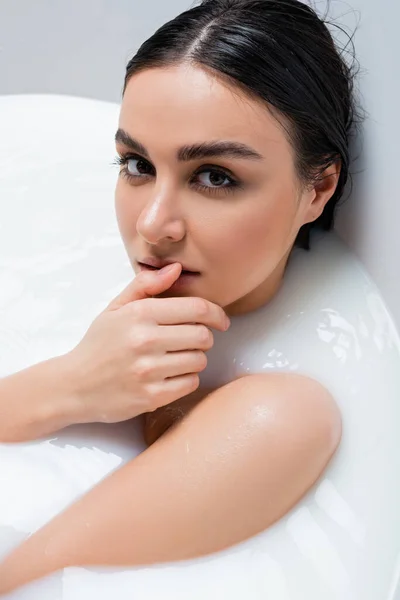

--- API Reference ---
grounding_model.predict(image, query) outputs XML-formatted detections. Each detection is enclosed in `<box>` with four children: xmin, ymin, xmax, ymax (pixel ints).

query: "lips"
<box><xmin>138</xmin><ymin>257</ymin><xmax>199</xmax><ymax>274</ymax></box>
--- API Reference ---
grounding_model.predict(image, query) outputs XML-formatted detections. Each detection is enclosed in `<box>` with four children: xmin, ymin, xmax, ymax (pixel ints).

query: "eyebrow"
<box><xmin>115</xmin><ymin>128</ymin><xmax>264</xmax><ymax>162</ymax></box>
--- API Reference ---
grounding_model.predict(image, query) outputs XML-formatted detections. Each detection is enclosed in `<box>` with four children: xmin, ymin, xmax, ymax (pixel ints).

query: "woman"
<box><xmin>0</xmin><ymin>0</ymin><xmax>360</xmax><ymax>592</ymax></box>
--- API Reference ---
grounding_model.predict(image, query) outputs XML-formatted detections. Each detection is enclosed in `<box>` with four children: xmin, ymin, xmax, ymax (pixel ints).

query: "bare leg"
<box><xmin>0</xmin><ymin>373</ymin><xmax>341</xmax><ymax>594</ymax></box>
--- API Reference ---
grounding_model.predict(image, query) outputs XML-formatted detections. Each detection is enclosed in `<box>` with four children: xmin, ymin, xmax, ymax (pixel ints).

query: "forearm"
<box><xmin>0</xmin><ymin>353</ymin><xmax>80</xmax><ymax>443</ymax></box>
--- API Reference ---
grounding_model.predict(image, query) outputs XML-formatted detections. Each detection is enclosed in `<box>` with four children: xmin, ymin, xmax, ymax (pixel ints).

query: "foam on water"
<box><xmin>1</xmin><ymin>95</ymin><xmax>399</xmax><ymax>599</ymax></box>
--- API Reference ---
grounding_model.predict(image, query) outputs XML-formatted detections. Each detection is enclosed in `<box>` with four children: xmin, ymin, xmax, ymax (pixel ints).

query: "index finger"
<box><xmin>137</xmin><ymin>296</ymin><xmax>230</xmax><ymax>331</ymax></box>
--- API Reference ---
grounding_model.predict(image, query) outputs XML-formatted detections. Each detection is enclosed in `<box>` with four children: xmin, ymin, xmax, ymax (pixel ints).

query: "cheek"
<box><xmin>114</xmin><ymin>182</ymin><xmax>140</xmax><ymax>241</ymax></box>
<box><xmin>210</xmin><ymin>194</ymin><xmax>298</xmax><ymax>272</ymax></box>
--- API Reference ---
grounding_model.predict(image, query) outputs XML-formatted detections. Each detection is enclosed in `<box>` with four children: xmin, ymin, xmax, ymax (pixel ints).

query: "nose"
<box><xmin>136</xmin><ymin>183</ymin><xmax>186</xmax><ymax>245</ymax></box>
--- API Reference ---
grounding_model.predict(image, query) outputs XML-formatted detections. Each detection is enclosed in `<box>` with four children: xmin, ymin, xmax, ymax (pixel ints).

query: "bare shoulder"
<box><xmin>225</xmin><ymin>372</ymin><xmax>342</xmax><ymax>456</ymax></box>
<box><xmin>230</xmin><ymin>372</ymin><xmax>340</xmax><ymax>414</ymax></box>
<box><xmin>150</xmin><ymin>372</ymin><xmax>342</xmax><ymax>523</ymax></box>
<box><xmin>145</xmin><ymin>372</ymin><xmax>342</xmax><ymax>469</ymax></box>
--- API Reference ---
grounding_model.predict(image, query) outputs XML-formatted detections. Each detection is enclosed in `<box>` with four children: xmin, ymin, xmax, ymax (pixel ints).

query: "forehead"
<box><xmin>119</xmin><ymin>64</ymin><xmax>290</xmax><ymax>155</ymax></box>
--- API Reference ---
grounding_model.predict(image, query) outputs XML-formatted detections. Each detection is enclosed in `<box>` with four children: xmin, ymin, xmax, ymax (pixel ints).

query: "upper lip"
<box><xmin>138</xmin><ymin>257</ymin><xmax>199</xmax><ymax>273</ymax></box>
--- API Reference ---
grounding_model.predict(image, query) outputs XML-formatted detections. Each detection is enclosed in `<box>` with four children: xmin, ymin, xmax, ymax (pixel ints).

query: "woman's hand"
<box><xmin>0</xmin><ymin>262</ymin><xmax>229</xmax><ymax>443</ymax></box>
<box><xmin>65</xmin><ymin>263</ymin><xmax>230</xmax><ymax>425</ymax></box>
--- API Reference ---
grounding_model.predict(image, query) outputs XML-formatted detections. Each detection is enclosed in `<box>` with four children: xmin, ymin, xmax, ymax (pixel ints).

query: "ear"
<box><xmin>302</xmin><ymin>161</ymin><xmax>341</xmax><ymax>225</ymax></box>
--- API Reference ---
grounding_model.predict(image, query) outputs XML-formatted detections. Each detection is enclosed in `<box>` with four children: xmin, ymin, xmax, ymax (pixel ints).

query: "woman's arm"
<box><xmin>0</xmin><ymin>354</ymin><xmax>79</xmax><ymax>443</ymax></box>
<box><xmin>0</xmin><ymin>267</ymin><xmax>229</xmax><ymax>444</ymax></box>
<box><xmin>0</xmin><ymin>372</ymin><xmax>342</xmax><ymax>594</ymax></box>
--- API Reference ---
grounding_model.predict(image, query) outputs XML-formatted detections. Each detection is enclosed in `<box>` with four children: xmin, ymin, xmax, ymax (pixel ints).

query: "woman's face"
<box><xmin>115</xmin><ymin>64</ymin><xmax>333</xmax><ymax>315</ymax></box>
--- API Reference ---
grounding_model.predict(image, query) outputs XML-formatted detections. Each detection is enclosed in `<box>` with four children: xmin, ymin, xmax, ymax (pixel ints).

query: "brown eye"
<box><xmin>196</xmin><ymin>169</ymin><xmax>233</xmax><ymax>188</ymax></box>
<box><xmin>190</xmin><ymin>165</ymin><xmax>243</xmax><ymax>197</ymax></box>
<box><xmin>127</xmin><ymin>157</ymin><xmax>154</xmax><ymax>176</ymax></box>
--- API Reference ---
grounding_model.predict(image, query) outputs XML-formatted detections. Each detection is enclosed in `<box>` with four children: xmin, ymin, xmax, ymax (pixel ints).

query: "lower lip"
<box><xmin>137</xmin><ymin>263</ymin><xmax>201</xmax><ymax>288</ymax></box>
<box><xmin>169</xmin><ymin>272</ymin><xmax>200</xmax><ymax>290</ymax></box>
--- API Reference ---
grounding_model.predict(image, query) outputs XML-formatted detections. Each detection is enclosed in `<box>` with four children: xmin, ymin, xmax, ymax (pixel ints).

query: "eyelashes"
<box><xmin>113</xmin><ymin>153</ymin><xmax>244</xmax><ymax>197</ymax></box>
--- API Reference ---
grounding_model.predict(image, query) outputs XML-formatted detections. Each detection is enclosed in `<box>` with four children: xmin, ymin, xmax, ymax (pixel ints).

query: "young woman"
<box><xmin>0</xmin><ymin>0</ymin><xmax>361</xmax><ymax>592</ymax></box>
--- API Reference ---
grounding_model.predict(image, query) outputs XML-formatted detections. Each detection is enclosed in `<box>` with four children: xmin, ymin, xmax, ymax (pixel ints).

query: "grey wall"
<box><xmin>0</xmin><ymin>0</ymin><xmax>190</xmax><ymax>102</ymax></box>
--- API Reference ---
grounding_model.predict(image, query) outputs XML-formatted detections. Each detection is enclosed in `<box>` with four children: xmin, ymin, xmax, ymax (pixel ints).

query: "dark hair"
<box><xmin>123</xmin><ymin>0</ymin><xmax>364</xmax><ymax>249</ymax></box>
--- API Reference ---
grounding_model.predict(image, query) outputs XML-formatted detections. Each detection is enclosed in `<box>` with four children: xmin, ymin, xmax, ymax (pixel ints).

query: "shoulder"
<box><xmin>189</xmin><ymin>373</ymin><xmax>342</xmax><ymax>519</ymax></box>
<box><xmin>214</xmin><ymin>373</ymin><xmax>342</xmax><ymax>510</ymax></box>
<box><xmin>226</xmin><ymin>372</ymin><xmax>342</xmax><ymax>458</ymax></box>
<box><xmin>230</xmin><ymin>371</ymin><xmax>340</xmax><ymax>412</ymax></box>
<box><xmin>146</xmin><ymin>372</ymin><xmax>341</xmax><ymax>520</ymax></box>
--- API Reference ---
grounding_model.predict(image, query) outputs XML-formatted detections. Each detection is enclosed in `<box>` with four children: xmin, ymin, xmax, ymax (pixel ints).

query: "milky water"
<box><xmin>0</xmin><ymin>95</ymin><xmax>399</xmax><ymax>599</ymax></box>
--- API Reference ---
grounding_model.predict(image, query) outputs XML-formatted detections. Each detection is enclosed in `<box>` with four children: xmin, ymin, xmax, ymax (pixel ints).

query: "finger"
<box><xmin>135</xmin><ymin>351</ymin><xmax>207</xmax><ymax>382</ymax></box>
<box><xmin>147</xmin><ymin>373</ymin><xmax>200</xmax><ymax>409</ymax></box>
<box><xmin>137</xmin><ymin>297</ymin><xmax>230</xmax><ymax>332</ymax></box>
<box><xmin>156</xmin><ymin>324</ymin><xmax>214</xmax><ymax>352</ymax></box>
<box><xmin>160</xmin><ymin>350</ymin><xmax>208</xmax><ymax>379</ymax></box>
<box><xmin>106</xmin><ymin>263</ymin><xmax>182</xmax><ymax>311</ymax></box>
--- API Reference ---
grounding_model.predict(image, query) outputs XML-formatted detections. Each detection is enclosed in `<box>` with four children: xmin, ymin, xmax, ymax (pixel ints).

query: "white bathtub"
<box><xmin>0</xmin><ymin>93</ymin><xmax>399</xmax><ymax>600</ymax></box>
<box><xmin>0</xmin><ymin>0</ymin><xmax>399</xmax><ymax>598</ymax></box>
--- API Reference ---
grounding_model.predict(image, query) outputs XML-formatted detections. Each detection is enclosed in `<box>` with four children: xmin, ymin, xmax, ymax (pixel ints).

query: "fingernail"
<box><xmin>224</xmin><ymin>315</ymin><xmax>231</xmax><ymax>329</ymax></box>
<box><xmin>158</xmin><ymin>264</ymin><xmax>176</xmax><ymax>275</ymax></box>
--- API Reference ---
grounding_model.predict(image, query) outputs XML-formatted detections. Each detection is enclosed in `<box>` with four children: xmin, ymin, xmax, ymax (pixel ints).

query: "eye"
<box><xmin>126</xmin><ymin>156</ymin><xmax>154</xmax><ymax>176</ymax></box>
<box><xmin>114</xmin><ymin>154</ymin><xmax>155</xmax><ymax>182</ymax></box>
<box><xmin>191</xmin><ymin>167</ymin><xmax>242</xmax><ymax>196</ymax></box>
<box><xmin>114</xmin><ymin>155</ymin><xmax>243</xmax><ymax>196</ymax></box>
<box><xmin>195</xmin><ymin>170</ymin><xmax>232</xmax><ymax>188</ymax></box>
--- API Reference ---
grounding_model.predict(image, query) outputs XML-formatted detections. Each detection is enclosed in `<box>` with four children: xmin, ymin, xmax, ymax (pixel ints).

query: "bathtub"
<box><xmin>0</xmin><ymin>92</ymin><xmax>399</xmax><ymax>599</ymax></box>
<box><xmin>0</xmin><ymin>0</ymin><xmax>400</xmax><ymax>597</ymax></box>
